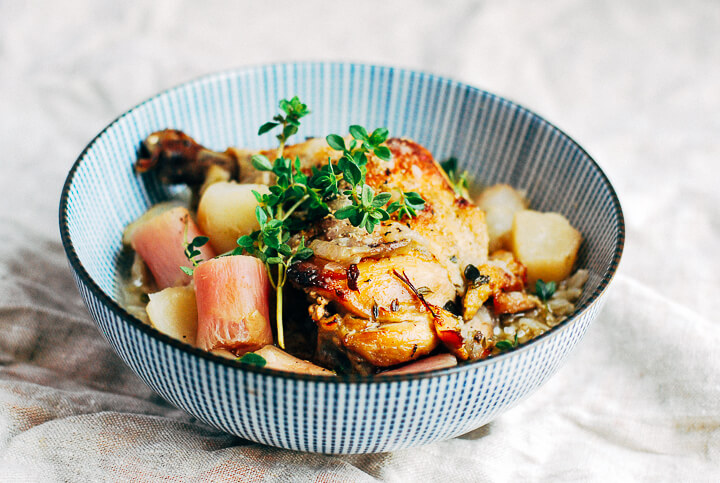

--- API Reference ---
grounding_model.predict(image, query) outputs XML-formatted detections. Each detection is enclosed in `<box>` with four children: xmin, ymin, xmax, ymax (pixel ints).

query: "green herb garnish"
<box><xmin>387</xmin><ymin>191</ymin><xmax>426</xmax><ymax>221</ymax></box>
<box><xmin>257</xmin><ymin>96</ymin><xmax>311</xmax><ymax>152</ymax></box>
<box><xmin>180</xmin><ymin>219</ymin><xmax>209</xmax><ymax>276</ymax></box>
<box><xmin>333</xmin><ymin>186</ymin><xmax>392</xmax><ymax>233</ymax></box>
<box><xmin>236</xmin><ymin>352</ymin><xmax>267</xmax><ymax>367</ymax></box>
<box><xmin>495</xmin><ymin>334</ymin><xmax>519</xmax><ymax>351</ymax></box>
<box><xmin>328</xmin><ymin>125</ymin><xmax>419</xmax><ymax>233</ymax></box>
<box><xmin>441</xmin><ymin>157</ymin><xmax>469</xmax><ymax>197</ymax></box>
<box><xmin>535</xmin><ymin>279</ymin><xmax>557</xmax><ymax>302</ymax></box>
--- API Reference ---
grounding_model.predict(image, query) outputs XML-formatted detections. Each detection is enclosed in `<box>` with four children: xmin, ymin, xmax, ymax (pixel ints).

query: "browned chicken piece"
<box><xmin>432</xmin><ymin>305</ymin><xmax>494</xmax><ymax>361</ymax></box>
<box><xmin>288</xmin><ymin>253</ymin><xmax>455</xmax><ymax>321</ymax></box>
<box><xmin>136</xmin><ymin>130</ymin><xmax>238</xmax><ymax>187</ymax></box>
<box><xmin>364</xmin><ymin>139</ymin><xmax>490</xmax><ymax>287</ymax></box>
<box><xmin>317</xmin><ymin>311</ymin><xmax>440</xmax><ymax>370</ymax></box>
<box><xmin>493</xmin><ymin>291</ymin><xmax>541</xmax><ymax>314</ymax></box>
<box><xmin>462</xmin><ymin>250</ymin><xmax>529</xmax><ymax>320</ymax></box>
<box><xmin>288</xmin><ymin>251</ymin><xmax>453</xmax><ymax>370</ymax></box>
<box><xmin>285</xmin><ymin>137</ymin><xmax>490</xmax><ymax>372</ymax></box>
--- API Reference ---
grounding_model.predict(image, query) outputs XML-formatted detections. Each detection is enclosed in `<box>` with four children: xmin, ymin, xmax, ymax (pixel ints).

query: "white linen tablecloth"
<box><xmin>1</xmin><ymin>1</ymin><xmax>718</xmax><ymax>480</ymax></box>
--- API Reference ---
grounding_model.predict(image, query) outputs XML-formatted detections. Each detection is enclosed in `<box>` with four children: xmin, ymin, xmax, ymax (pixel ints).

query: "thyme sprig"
<box><xmin>257</xmin><ymin>96</ymin><xmax>310</xmax><ymax>153</ymax></box>
<box><xmin>180</xmin><ymin>219</ymin><xmax>209</xmax><ymax>276</ymax></box>
<box><xmin>441</xmin><ymin>157</ymin><xmax>469</xmax><ymax>197</ymax></box>
<box><xmin>327</xmin><ymin>127</ymin><xmax>426</xmax><ymax>232</ymax></box>
<box><xmin>236</xmin><ymin>352</ymin><xmax>267</xmax><ymax>367</ymax></box>
<box><xmin>387</xmin><ymin>191</ymin><xmax>426</xmax><ymax>220</ymax></box>
<box><xmin>231</xmin><ymin>97</ymin><xmax>315</xmax><ymax>349</ymax></box>
<box><xmin>327</xmin><ymin>126</ymin><xmax>395</xmax><ymax>233</ymax></box>
<box><xmin>535</xmin><ymin>279</ymin><xmax>557</xmax><ymax>302</ymax></box>
<box><xmin>495</xmin><ymin>333</ymin><xmax>519</xmax><ymax>351</ymax></box>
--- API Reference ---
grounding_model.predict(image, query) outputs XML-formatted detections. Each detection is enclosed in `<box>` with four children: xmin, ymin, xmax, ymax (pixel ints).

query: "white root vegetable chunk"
<box><xmin>253</xmin><ymin>345</ymin><xmax>335</xmax><ymax>376</ymax></box>
<box><xmin>475</xmin><ymin>184</ymin><xmax>527</xmax><ymax>252</ymax></box>
<box><xmin>130</xmin><ymin>207</ymin><xmax>216</xmax><ymax>289</ymax></box>
<box><xmin>381</xmin><ymin>353</ymin><xmax>458</xmax><ymax>376</ymax></box>
<box><xmin>197</xmin><ymin>182</ymin><xmax>270</xmax><ymax>253</ymax></box>
<box><xmin>511</xmin><ymin>210</ymin><xmax>582</xmax><ymax>284</ymax></box>
<box><xmin>194</xmin><ymin>255</ymin><xmax>273</xmax><ymax>353</ymax></box>
<box><xmin>146</xmin><ymin>285</ymin><xmax>198</xmax><ymax>346</ymax></box>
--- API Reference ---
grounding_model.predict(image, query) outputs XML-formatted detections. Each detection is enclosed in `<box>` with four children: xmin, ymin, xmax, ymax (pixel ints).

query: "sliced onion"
<box><xmin>309</xmin><ymin>239</ymin><xmax>411</xmax><ymax>265</ymax></box>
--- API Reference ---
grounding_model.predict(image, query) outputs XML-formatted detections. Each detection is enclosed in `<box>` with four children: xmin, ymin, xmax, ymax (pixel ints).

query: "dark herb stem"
<box><xmin>281</xmin><ymin>193</ymin><xmax>310</xmax><ymax>221</ymax></box>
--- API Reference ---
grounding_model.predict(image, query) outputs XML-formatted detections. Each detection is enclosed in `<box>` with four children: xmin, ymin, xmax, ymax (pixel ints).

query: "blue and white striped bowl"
<box><xmin>60</xmin><ymin>63</ymin><xmax>624</xmax><ymax>454</ymax></box>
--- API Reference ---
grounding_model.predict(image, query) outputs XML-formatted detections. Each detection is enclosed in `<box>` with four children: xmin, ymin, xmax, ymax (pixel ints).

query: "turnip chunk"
<box><xmin>511</xmin><ymin>210</ymin><xmax>582</xmax><ymax>284</ymax></box>
<box><xmin>381</xmin><ymin>354</ymin><xmax>458</xmax><ymax>376</ymax></box>
<box><xmin>254</xmin><ymin>345</ymin><xmax>335</xmax><ymax>376</ymax></box>
<box><xmin>146</xmin><ymin>285</ymin><xmax>198</xmax><ymax>345</ymax></box>
<box><xmin>197</xmin><ymin>182</ymin><xmax>270</xmax><ymax>253</ymax></box>
<box><xmin>194</xmin><ymin>255</ymin><xmax>273</xmax><ymax>353</ymax></box>
<box><xmin>130</xmin><ymin>207</ymin><xmax>216</xmax><ymax>289</ymax></box>
<box><xmin>475</xmin><ymin>184</ymin><xmax>527</xmax><ymax>252</ymax></box>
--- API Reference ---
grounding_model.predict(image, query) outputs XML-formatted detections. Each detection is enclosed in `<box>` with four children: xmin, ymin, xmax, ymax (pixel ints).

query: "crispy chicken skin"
<box><xmin>288</xmin><ymin>253</ymin><xmax>455</xmax><ymax>321</ymax></box>
<box><xmin>365</xmin><ymin>138</ymin><xmax>489</xmax><ymax>287</ymax></box>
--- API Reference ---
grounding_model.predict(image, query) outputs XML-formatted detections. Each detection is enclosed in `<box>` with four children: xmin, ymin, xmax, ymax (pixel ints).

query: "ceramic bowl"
<box><xmin>60</xmin><ymin>62</ymin><xmax>624</xmax><ymax>454</ymax></box>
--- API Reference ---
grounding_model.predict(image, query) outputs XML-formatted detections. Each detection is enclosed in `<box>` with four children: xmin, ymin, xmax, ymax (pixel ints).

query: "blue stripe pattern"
<box><xmin>60</xmin><ymin>62</ymin><xmax>624</xmax><ymax>454</ymax></box>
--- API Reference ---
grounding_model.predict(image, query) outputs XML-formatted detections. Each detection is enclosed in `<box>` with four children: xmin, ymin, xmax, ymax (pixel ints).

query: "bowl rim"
<box><xmin>59</xmin><ymin>61</ymin><xmax>625</xmax><ymax>383</ymax></box>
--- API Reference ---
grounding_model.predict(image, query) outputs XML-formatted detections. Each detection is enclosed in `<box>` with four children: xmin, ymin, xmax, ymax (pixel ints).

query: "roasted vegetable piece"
<box><xmin>197</xmin><ymin>182</ymin><xmax>270</xmax><ymax>253</ymax></box>
<box><xmin>476</xmin><ymin>184</ymin><xmax>527</xmax><ymax>252</ymax></box>
<box><xmin>253</xmin><ymin>345</ymin><xmax>335</xmax><ymax>376</ymax></box>
<box><xmin>511</xmin><ymin>210</ymin><xmax>582</xmax><ymax>283</ymax></box>
<box><xmin>130</xmin><ymin>207</ymin><xmax>216</xmax><ymax>289</ymax></box>
<box><xmin>381</xmin><ymin>353</ymin><xmax>458</xmax><ymax>375</ymax></box>
<box><xmin>194</xmin><ymin>255</ymin><xmax>273</xmax><ymax>353</ymax></box>
<box><xmin>146</xmin><ymin>285</ymin><xmax>198</xmax><ymax>345</ymax></box>
<box><xmin>122</xmin><ymin>201</ymin><xmax>183</xmax><ymax>246</ymax></box>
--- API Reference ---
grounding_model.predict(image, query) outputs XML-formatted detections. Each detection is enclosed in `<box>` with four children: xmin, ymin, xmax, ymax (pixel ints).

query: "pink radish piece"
<box><xmin>381</xmin><ymin>353</ymin><xmax>457</xmax><ymax>376</ymax></box>
<box><xmin>130</xmin><ymin>207</ymin><xmax>215</xmax><ymax>289</ymax></box>
<box><xmin>194</xmin><ymin>255</ymin><xmax>273</xmax><ymax>352</ymax></box>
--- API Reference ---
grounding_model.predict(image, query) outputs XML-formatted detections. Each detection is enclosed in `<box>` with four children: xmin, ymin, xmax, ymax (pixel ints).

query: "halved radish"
<box><xmin>253</xmin><ymin>345</ymin><xmax>335</xmax><ymax>376</ymax></box>
<box><xmin>381</xmin><ymin>353</ymin><xmax>458</xmax><ymax>375</ymax></box>
<box><xmin>130</xmin><ymin>207</ymin><xmax>216</xmax><ymax>289</ymax></box>
<box><xmin>194</xmin><ymin>255</ymin><xmax>273</xmax><ymax>353</ymax></box>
